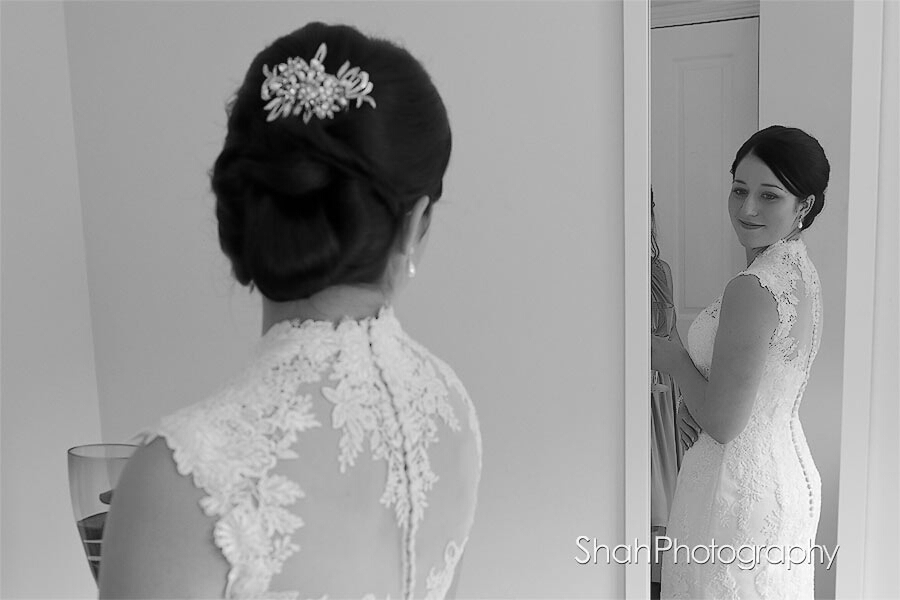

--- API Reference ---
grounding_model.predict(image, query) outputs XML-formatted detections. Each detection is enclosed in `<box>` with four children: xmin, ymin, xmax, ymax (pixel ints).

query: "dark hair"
<box><xmin>730</xmin><ymin>125</ymin><xmax>829</xmax><ymax>231</ymax></box>
<box><xmin>211</xmin><ymin>22</ymin><xmax>452</xmax><ymax>301</ymax></box>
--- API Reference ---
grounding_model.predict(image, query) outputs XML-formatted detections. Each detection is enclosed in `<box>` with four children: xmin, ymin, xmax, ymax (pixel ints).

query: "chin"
<box><xmin>733</xmin><ymin>223</ymin><xmax>775</xmax><ymax>249</ymax></box>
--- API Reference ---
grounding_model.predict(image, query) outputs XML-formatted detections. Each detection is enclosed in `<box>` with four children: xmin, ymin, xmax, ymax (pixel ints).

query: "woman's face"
<box><xmin>729</xmin><ymin>153</ymin><xmax>808</xmax><ymax>250</ymax></box>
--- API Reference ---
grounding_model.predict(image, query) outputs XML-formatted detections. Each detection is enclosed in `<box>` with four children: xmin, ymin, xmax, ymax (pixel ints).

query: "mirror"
<box><xmin>649</xmin><ymin>1</ymin><xmax>851</xmax><ymax>598</ymax></box>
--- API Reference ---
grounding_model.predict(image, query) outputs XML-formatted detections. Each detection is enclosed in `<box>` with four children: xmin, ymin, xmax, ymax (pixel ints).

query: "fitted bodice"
<box><xmin>139</xmin><ymin>306</ymin><xmax>482</xmax><ymax>599</ymax></box>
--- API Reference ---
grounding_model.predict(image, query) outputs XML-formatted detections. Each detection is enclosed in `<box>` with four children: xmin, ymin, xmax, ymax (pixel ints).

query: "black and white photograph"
<box><xmin>1</xmin><ymin>1</ymin><xmax>896</xmax><ymax>599</ymax></box>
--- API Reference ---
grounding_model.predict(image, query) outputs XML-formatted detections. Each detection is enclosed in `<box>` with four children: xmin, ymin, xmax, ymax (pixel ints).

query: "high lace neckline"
<box><xmin>262</xmin><ymin>304</ymin><xmax>397</xmax><ymax>338</ymax></box>
<box><xmin>252</xmin><ymin>304</ymin><xmax>402</xmax><ymax>367</ymax></box>
<box><xmin>747</xmin><ymin>236</ymin><xmax>804</xmax><ymax>268</ymax></box>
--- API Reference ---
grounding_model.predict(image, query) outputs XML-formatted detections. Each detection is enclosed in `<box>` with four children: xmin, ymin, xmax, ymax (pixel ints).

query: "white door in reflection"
<box><xmin>651</xmin><ymin>17</ymin><xmax>758</xmax><ymax>337</ymax></box>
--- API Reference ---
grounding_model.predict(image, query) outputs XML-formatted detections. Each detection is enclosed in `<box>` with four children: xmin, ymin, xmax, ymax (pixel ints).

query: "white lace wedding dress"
<box><xmin>661</xmin><ymin>238</ymin><xmax>822</xmax><ymax>599</ymax></box>
<box><xmin>136</xmin><ymin>306</ymin><xmax>482</xmax><ymax>599</ymax></box>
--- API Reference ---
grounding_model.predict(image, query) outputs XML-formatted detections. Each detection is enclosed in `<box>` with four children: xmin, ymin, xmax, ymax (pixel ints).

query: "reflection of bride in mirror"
<box><xmin>651</xmin><ymin>125</ymin><xmax>828</xmax><ymax>598</ymax></box>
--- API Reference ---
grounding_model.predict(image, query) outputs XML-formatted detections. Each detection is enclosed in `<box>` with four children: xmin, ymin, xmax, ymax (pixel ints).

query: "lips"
<box><xmin>739</xmin><ymin>219</ymin><xmax>765</xmax><ymax>228</ymax></box>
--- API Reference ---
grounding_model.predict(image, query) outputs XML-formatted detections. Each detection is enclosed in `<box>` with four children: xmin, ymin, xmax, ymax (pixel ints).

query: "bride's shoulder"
<box><xmin>133</xmin><ymin>365</ymin><xmax>296</xmax><ymax>465</ymax></box>
<box><xmin>100</xmin><ymin>433</ymin><xmax>230</xmax><ymax>597</ymax></box>
<box><xmin>721</xmin><ymin>240</ymin><xmax>821</xmax><ymax>330</ymax></box>
<box><xmin>395</xmin><ymin>331</ymin><xmax>481</xmax><ymax>443</ymax></box>
<box><xmin>399</xmin><ymin>331</ymin><xmax>472</xmax><ymax>400</ymax></box>
<box><xmin>722</xmin><ymin>272</ymin><xmax>780</xmax><ymax>321</ymax></box>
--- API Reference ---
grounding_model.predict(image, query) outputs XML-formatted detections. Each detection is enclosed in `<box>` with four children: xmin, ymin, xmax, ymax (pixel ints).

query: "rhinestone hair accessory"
<box><xmin>260</xmin><ymin>43</ymin><xmax>376</xmax><ymax>123</ymax></box>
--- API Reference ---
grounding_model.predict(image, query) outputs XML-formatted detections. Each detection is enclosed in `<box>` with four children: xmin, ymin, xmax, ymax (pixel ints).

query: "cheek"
<box><xmin>765</xmin><ymin>202</ymin><xmax>794</xmax><ymax>225</ymax></box>
<box><xmin>776</xmin><ymin>200</ymin><xmax>796</xmax><ymax>216</ymax></box>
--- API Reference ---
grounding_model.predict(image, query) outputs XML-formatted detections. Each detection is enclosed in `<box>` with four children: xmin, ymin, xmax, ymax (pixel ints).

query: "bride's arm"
<box><xmin>668</xmin><ymin>274</ymin><xmax>778</xmax><ymax>444</ymax></box>
<box><xmin>99</xmin><ymin>436</ymin><xmax>230</xmax><ymax>598</ymax></box>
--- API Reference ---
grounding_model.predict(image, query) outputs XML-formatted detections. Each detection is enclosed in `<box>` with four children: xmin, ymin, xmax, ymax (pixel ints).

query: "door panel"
<box><xmin>651</xmin><ymin>18</ymin><xmax>759</xmax><ymax>337</ymax></box>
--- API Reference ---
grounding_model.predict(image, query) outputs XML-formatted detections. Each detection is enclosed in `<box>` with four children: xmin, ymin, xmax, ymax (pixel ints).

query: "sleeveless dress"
<box><xmin>136</xmin><ymin>306</ymin><xmax>482</xmax><ymax>599</ymax></box>
<box><xmin>660</xmin><ymin>238</ymin><xmax>822</xmax><ymax>599</ymax></box>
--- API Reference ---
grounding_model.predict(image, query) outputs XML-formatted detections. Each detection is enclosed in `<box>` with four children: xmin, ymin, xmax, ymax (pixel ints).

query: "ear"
<box><xmin>800</xmin><ymin>194</ymin><xmax>814</xmax><ymax>218</ymax></box>
<box><xmin>400</xmin><ymin>196</ymin><xmax>431</xmax><ymax>254</ymax></box>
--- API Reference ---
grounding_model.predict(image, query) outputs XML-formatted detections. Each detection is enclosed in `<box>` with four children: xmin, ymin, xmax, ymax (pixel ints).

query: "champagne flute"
<box><xmin>651</xmin><ymin>300</ymin><xmax>676</xmax><ymax>393</ymax></box>
<box><xmin>67</xmin><ymin>443</ymin><xmax>137</xmax><ymax>585</ymax></box>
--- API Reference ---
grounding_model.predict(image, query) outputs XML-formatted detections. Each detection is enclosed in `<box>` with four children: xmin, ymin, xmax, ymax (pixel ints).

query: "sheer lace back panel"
<box><xmin>139</xmin><ymin>307</ymin><xmax>482</xmax><ymax>599</ymax></box>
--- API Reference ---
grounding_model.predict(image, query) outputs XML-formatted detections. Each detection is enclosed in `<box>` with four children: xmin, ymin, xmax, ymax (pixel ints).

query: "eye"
<box><xmin>762</xmin><ymin>192</ymin><xmax>780</xmax><ymax>200</ymax></box>
<box><xmin>731</xmin><ymin>188</ymin><xmax>747</xmax><ymax>197</ymax></box>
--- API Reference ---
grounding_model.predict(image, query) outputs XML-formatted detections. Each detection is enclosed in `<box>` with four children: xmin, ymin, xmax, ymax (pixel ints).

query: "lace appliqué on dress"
<box><xmin>154</xmin><ymin>385</ymin><xmax>321</xmax><ymax>599</ymax></box>
<box><xmin>141</xmin><ymin>307</ymin><xmax>479</xmax><ymax>600</ymax></box>
<box><xmin>424</xmin><ymin>538</ymin><xmax>467</xmax><ymax>600</ymax></box>
<box><xmin>322</xmin><ymin>314</ymin><xmax>465</xmax><ymax>596</ymax></box>
<box><xmin>736</xmin><ymin>239</ymin><xmax>817</xmax><ymax>370</ymax></box>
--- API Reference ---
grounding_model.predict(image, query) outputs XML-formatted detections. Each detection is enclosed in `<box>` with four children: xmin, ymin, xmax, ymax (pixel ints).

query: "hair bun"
<box><xmin>213</xmin><ymin>22</ymin><xmax>451</xmax><ymax>301</ymax></box>
<box><xmin>231</xmin><ymin>155</ymin><xmax>335</xmax><ymax>200</ymax></box>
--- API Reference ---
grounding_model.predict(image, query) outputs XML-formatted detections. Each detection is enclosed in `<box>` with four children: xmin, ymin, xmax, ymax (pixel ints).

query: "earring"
<box><xmin>407</xmin><ymin>254</ymin><xmax>416</xmax><ymax>278</ymax></box>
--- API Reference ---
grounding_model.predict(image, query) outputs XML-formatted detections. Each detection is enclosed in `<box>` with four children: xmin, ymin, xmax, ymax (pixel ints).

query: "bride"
<box><xmin>652</xmin><ymin>125</ymin><xmax>828</xmax><ymax>599</ymax></box>
<box><xmin>99</xmin><ymin>22</ymin><xmax>481</xmax><ymax>599</ymax></box>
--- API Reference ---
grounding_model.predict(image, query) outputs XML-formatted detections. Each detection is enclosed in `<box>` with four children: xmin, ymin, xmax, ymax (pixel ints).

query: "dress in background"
<box><xmin>651</xmin><ymin>258</ymin><xmax>684</xmax><ymax>585</ymax></box>
<box><xmin>661</xmin><ymin>238</ymin><xmax>822</xmax><ymax>599</ymax></box>
<box><xmin>138</xmin><ymin>306</ymin><xmax>482</xmax><ymax>599</ymax></box>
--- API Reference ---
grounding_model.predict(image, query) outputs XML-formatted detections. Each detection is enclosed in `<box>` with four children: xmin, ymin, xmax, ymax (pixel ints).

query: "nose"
<box><xmin>739</xmin><ymin>194</ymin><xmax>759</xmax><ymax>217</ymax></box>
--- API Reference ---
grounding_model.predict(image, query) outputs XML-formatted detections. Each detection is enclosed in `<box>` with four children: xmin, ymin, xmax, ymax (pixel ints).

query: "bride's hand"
<box><xmin>677</xmin><ymin>399</ymin><xmax>701</xmax><ymax>451</ymax></box>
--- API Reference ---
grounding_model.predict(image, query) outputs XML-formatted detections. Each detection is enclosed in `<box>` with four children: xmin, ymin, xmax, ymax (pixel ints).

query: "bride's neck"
<box><xmin>745</xmin><ymin>246</ymin><xmax>765</xmax><ymax>267</ymax></box>
<box><xmin>745</xmin><ymin>233</ymin><xmax>802</xmax><ymax>267</ymax></box>
<box><xmin>261</xmin><ymin>284</ymin><xmax>391</xmax><ymax>335</ymax></box>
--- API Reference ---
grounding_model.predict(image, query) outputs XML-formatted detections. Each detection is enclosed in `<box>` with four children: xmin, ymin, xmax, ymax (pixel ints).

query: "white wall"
<box><xmin>839</xmin><ymin>0</ymin><xmax>900</xmax><ymax>597</ymax></box>
<box><xmin>59</xmin><ymin>1</ymin><xmax>626</xmax><ymax>597</ymax></box>
<box><xmin>861</xmin><ymin>0</ymin><xmax>899</xmax><ymax>593</ymax></box>
<box><xmin>758</xmin><ymin>2</ymin><xmax>853</xmax><ymax>599</ymax></box>
<box><xmin>0</xmin><ymin>2</ymin><xmax>104</xmax><ymax>597</ymax></box>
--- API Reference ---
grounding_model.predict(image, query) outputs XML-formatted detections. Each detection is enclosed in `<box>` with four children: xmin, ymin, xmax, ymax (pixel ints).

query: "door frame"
<box><xmin>651</xmin><ymin>0</ymin><xmax>759</xmax><ymax>29</ymax></box>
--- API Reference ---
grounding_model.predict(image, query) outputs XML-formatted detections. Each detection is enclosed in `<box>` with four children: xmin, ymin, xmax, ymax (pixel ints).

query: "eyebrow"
<box><xmin>732</xmin><ymin>179</ymin><xmax>786</xmax><ymax>191</ymax></box>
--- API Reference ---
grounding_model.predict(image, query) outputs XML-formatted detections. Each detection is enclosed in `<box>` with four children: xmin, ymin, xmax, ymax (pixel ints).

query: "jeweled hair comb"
<box><xmin>260</xmin><ymin>43</ymin><xmax>376</xmax><ymax>123</ymax></box>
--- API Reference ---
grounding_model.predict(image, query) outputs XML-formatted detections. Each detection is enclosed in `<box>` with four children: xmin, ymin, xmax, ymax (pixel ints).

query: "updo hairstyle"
<box><xmin>211</xmin><ymin>22</ymin><xmax>452</xmax><ymax>301</ymax></box>
<box><xmin>730</xmin><ymin>125</ymin><xmax>829</xmax><ymax>230</ymax></box>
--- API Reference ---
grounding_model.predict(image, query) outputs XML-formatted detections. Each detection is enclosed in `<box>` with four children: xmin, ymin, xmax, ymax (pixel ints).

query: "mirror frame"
<box><xmin>835</xmin><ymin>1</ymin><xmax>889</xmax><ymax>597</ymax></box>
<box><xmin>622</xmin><ymin>1</ymin><xmax>651</xmax><ymax>598</ymax></box>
